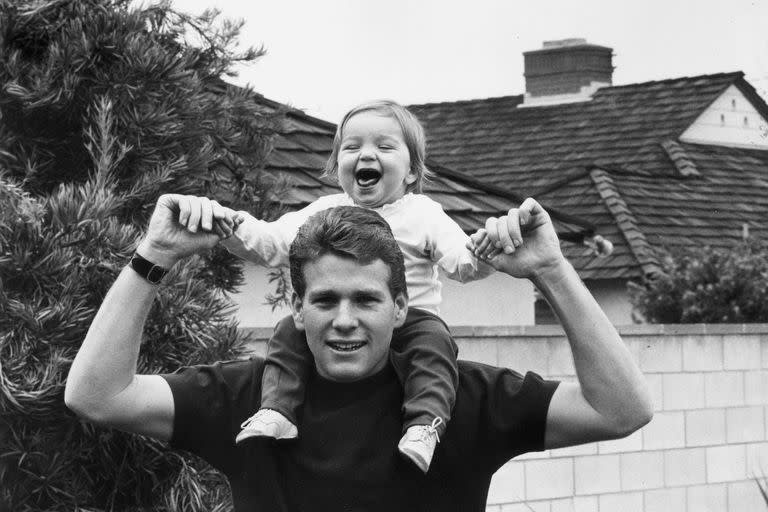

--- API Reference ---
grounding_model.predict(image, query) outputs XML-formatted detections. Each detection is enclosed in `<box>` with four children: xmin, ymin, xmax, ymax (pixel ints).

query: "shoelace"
<box><xmin>417</xmin><ymin>417</ymin><xmax>443</xmax><ymax>443</ymax></box>
<box><xmin>240</xmin><ymin>412</ymin><xmax>262</xmax><ymax>430</ymax></box>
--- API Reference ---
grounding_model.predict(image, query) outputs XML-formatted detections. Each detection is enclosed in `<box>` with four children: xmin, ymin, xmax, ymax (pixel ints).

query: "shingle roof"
<box><xmin>408</xmin><ymin>73</ymin><xmax>768</xmax><ymax>280</ymax></box>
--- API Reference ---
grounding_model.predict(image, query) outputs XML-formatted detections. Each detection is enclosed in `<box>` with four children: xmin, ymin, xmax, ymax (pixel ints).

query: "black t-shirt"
<box><xmin>164</xmin><ymin>358</ymin><xmax>558</xmax><ymax>512</ymax></box>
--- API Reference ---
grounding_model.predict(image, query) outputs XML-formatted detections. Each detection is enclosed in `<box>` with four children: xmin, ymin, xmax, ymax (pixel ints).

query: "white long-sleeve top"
<box><xmin>223</xmin><ymin>193</ymin><xmax>495</xmax><ymax>315</ymax></box>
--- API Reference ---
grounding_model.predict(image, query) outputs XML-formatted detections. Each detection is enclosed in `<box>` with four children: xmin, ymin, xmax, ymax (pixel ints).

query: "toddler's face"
<box><xmin>337</xmin><ymin>111</ymin><xmax>416</xmax><ymax>208</ymax></box>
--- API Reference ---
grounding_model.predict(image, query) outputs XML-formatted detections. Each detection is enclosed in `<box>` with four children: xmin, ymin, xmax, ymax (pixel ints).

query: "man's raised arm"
<box><xmin>472</xmin><ymin>198</ymin><xmax>653</xmax><ymax>449</ymax></box>
<box><xmin>64</xmin><ymin>195</ymin><xmax>232</xmax><ymax>441</ymax></box>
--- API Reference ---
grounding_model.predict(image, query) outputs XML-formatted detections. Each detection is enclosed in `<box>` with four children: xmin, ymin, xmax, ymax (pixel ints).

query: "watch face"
<box><xmin>146</xmin><ymin>265</ymin><xmax>165</xmax><ymax>284</ymax></box>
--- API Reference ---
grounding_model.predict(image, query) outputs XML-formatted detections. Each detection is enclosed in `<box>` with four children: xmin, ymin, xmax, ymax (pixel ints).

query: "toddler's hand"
<box><xmin>212</xmin><ymin>205</ymin><xmax>241</xmax><ymax>240</ymax></box>
<box><xmin>467</xmin><ymin>228</ymin><xmax>501</xmax><ymax>261</ymax></box>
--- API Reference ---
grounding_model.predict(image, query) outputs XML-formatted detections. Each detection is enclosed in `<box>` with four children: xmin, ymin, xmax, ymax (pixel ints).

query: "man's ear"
<box><xmin>393</xmin><ymin>292</ymin><xmax>408</xmax><ymax>328</ymax></box>
<box><xmin>291</xmin><ymin>291</ymin><xmax>306</xmax><ymax>331</ymax></box>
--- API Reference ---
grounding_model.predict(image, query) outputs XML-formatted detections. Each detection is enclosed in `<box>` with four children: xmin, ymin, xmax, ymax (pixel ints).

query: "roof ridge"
<box><xmin>598</xmin><ymin>71</ymin><xmax>744</xmax><ymax>92</ymax></box>
<box><xmin>661</xmin><ymin>140</ymin><xmax>700</xmax><ymax>177</ymax></box>
<box><xmin>409</xmin><ymin>94</ymin><xmax>524</xmax><ymax>110</ymax></box>
<box><xmin>589</xmin><ymin>168</ymin><xmax>661</xmax><ymax>277</ymax></box>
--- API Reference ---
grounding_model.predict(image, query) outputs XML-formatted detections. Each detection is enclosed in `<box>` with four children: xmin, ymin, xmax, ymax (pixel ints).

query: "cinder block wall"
<box><xmin>242</xmin><ymin>324</ymin><xmax>768</xmax><ymax>512</ymax></box>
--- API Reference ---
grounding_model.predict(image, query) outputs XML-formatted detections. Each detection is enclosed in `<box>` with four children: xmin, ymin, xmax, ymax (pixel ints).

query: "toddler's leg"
<box><xmin>390</xmin><ymin>308</ymin><xmax>458</xmax><ymax>472</ymax></box>
<box><xmin>236</xmin><ymin>314</ymin><xmax>311</xmax><ymax>443</ymax></box>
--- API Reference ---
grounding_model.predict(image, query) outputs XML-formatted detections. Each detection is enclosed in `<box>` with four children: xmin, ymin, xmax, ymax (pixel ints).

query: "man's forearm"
<box><xmin>533</xmin><ymin>260</ymin><xmax>652</xmax><ymax>433</ymax></box>
<box><xmin>64</xmin><ymin>265</ymin><xmax>160</xmax><ymax>420</ymax></box>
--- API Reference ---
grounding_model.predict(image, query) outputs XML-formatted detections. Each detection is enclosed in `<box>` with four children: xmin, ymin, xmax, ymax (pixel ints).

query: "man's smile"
<box><xmin>326</xmin><ymin>341</ymin><xmax>367</xmax><ymax>352</ymax></box>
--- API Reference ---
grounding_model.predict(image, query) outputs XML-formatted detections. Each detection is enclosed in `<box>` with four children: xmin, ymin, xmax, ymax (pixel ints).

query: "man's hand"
<box><xmin>136</xmin><ymin>194</ymin><xmax>237</xmax><ymax>268</ymax></box>
<box><xmin>468</xmin><ymin>198</ymin><xmax>565</xmax><ymax>280</ymax></box>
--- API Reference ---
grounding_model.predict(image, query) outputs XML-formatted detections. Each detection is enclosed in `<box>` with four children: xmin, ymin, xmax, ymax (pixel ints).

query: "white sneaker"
<box><xmin>397</xmin><ymin>417</ymin><xmax>443</xmax><ymax>473</ymax></box>
<box><xmin>235</xmin><ymin>409</ymin><xmax>298</xmax><ymax>443</ymax></box>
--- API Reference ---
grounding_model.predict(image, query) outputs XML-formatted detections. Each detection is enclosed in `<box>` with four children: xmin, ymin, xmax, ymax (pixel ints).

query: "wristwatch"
<box><xmin>129</xmin><ymin>253</ymin><xmax>168</xmax><ymax>284</ymax></box>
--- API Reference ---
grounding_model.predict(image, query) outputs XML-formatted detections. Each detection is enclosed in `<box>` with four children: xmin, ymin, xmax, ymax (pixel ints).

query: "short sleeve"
<box><xmin>456</xmin><ymin>362</ymin><xmax>559</xmax><ymax>471</ymax></box>
<box><xmin>162</xmin><ymin>358</ymin><xmax>264</xmax><ymax>473</ymax></box>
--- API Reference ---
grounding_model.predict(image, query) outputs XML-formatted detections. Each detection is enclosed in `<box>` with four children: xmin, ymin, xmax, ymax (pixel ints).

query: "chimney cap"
<box><xmin>525</xmin><ymin>38</ymin><xmax>613</xmax><ymax>55</ymax></box>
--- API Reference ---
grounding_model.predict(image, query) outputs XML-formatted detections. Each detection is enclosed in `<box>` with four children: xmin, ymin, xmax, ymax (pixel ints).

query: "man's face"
<box><xmin>292</xmin><ymin>253</ymin><xmax>408</xmax><ymax>382</ymax></box>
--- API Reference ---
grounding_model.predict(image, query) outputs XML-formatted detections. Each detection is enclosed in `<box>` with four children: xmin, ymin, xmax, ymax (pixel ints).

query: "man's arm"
<box><xmin>64</xmin><ymin>195</ymin><xmax>230</xmax><ymax>441</ymax></box>
<box><xmin>475</xmin><ymin>198</ymin><xmax>653</xmax><ymax>448</ymax></box>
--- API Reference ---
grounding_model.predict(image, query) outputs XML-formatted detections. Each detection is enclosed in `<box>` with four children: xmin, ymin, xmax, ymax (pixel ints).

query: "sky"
<box><xmin>176</xmin><ymin>0</ymin><xmax>768</xmax><ymax>123</ymax></box>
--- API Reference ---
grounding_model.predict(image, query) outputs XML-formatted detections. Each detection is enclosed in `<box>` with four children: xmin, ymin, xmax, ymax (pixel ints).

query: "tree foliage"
<box><xmin>629</xmin><ymin>239</ymin><xmax>768</xmax><ymax>323</ymax></box>
<box><xmin>0</xmin><ymin>1</ymin><xmax>282</xmax><ymax>509</ymax></box>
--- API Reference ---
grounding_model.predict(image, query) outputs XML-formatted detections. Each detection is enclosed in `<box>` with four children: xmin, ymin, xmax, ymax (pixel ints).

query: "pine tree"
<box><xmin>0</xmin><ymin>1</ymin><xmax>282</xmax><ymax>509</ymax></box>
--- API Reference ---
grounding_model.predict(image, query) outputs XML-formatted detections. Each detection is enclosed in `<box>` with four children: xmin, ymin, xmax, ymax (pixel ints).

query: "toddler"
<box><xmin>223</xmin><ymin>100</ymin><xmax>495</xmax><ymax>472</ymax></box>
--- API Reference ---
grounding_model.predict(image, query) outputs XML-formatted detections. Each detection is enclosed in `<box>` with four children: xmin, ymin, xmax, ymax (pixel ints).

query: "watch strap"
<box><xmin>129</xmin><ymin>253</ymin><xmax>168</xmax><ymax>284</ymax></box>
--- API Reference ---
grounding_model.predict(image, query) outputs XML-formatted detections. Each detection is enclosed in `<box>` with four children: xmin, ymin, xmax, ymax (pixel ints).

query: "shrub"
<box><xmin>629</xmin><ymin>239</ymin><xmax>768</xmax><ymax>323</ymax></box>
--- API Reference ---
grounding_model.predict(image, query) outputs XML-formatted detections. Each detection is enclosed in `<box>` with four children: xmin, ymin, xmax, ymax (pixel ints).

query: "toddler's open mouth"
<box><xmin>355</xmin><ymin>168</ymin><xmax>382</xmax><ymax>187</ymax></box>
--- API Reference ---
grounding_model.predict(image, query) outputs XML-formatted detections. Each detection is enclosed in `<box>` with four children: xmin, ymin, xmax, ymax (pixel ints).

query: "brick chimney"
<box><xmin>521</xmin><ymin>39</ymin><xmax>613</xmax><ymax>106</ymax></box>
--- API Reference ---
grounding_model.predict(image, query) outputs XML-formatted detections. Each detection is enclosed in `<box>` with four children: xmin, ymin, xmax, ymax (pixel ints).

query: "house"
<box><xmin>409</xmin><ymin>39</ymin><xmax>768</xmax><ymax>324</ymax></box>
<box><xmin>229</xmin><ymin>38</ymin><xmax>768</xmax><ymax>328</ymax></box>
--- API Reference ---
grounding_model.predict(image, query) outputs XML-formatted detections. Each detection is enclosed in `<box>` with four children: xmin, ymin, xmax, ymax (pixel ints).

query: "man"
<box><xmin>65</xmin><ymin>195</ymin><xmax>652</xmax><ymax>511</ymax></box>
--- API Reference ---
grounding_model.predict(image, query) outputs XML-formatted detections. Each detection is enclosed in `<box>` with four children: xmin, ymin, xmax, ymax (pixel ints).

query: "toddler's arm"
<box><xmin>426</xmin><ymin>202</ymin><xmax>495</xmax><ymax>283</ymax></box>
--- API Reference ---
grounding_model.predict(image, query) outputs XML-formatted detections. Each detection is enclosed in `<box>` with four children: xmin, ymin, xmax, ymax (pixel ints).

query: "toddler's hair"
<box><xmin>323</xmin><ymin>100</ymin><xmax>433</xmax><ymax>193</ymax></box>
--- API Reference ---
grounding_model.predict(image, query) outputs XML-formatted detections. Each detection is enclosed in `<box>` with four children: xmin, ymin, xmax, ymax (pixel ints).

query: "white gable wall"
<box><xmin>680</xmin><ymin>85</ymin><xmax>768</xmax><ymax>149</ymax></box>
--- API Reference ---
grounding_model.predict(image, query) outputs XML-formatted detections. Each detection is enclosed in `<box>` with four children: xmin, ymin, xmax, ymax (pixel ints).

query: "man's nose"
<box><xmin>332</xmin><ymin>302</ymin><xmax>358</xmax><ymax>331</ymax></box>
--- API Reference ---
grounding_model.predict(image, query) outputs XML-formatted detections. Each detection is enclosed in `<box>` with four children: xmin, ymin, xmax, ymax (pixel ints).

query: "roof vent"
<box><xmin>521</xmin><ymin>39</ymin><xmax>614</xmax><ymax>107</ymax></box>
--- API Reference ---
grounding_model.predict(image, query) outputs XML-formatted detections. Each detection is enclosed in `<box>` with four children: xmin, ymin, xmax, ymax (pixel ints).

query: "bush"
<box><xmin>0</xmin><ymin>1</ymin><xmax>281</xmax><ymax>509</ymax></box>
<box><xmin>629</xmin><ymin>239</ymin><xmax>768</xmax><ymax>323</ymax></box>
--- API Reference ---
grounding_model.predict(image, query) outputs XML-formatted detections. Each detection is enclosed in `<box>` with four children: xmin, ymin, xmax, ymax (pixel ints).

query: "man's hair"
<box><xmin>289</xmin><ymin>206</ymin><xmax>407</xmax><ymax>300</ymax></box>
<box><xmin>322</xmin><ymin>99</ymin><xmax>433</xmax><ymax>193</ymax></box>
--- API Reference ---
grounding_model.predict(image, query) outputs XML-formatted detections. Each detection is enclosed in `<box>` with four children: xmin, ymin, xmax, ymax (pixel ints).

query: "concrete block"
<box><xmin>643</xmin><ymin>411</ymin><xmax>686</xmax><ymax>450</ymax></box>
<box><xmin>644</xmin><ymin>487</ymin><xmax>686</xmax><ymax>512</ymax></box>
<box><xmin>663</xmin><ymin>373</ymin><xmax>705</xmax><ymax>410</ymax></box>
<box><xmin>499</xmin><ymin>501</ymin><xmax>551</xmax><ymax>512</ymax></box>
<box><xmin>457</xmin><ymin>339</ymin><xmax>498</xmax><ymax>366</ymax></box>
<box><xmin>704</xmin><ymin>372</ymin><xmax>744</xmax><ymax>407</ymax></box>
<box><xmin>682</xmin><ymin>334</ymin><xmax>723</xmax><ymax>371</ymax></box>
<box><xmin>763</xmin><ymin>338</ymin><xmax>768</xmax><ymax>368</ymax></box>
<box><xmin>488</xmin><ymin>461</ymin><xmax>526</xmax><ymax>504</ymax></box>
<box><xmin>525</xmin><ymin>459</ymin><xmax>574</xmax><ymax>500</ymax></box>
<box><xmin>598</xmin><ymin>429</ymin><xmax>643</xmax><ymax>454</ymax></box>
<box><xmin>514</xmin><ymin>449</ymin><xmax>550</xmax><ymax>461</ymax></box>
<box><xmin>574</xmin><ymin>455</ymin><xmax>620</xmax><ymax>495</ymax></box>
<box><xmin>499</xmin><ymin>340</ymin><xmax>548</xmax><ymax>377</ymax></box>
<box><xmin>550</xmin><ymin>496</ymin><xmax>598</xmax><ymax>512</ymax></box>
<box><xmin>597</xmin><ymin>491</ymin><xmax>643</xmax><ymax>512</ymax></box>
<box><xmin>550</xmin><ymin>443</ymin><xmax>597</xmax><ymax>458</ymax></box>
<box><xmin>726</xmin><ymin>406</ymin><xmax>765</xmax><ymax>443</ymax></box>
<box><xmin>638</xmin><ymin>336</ymin><xmax>682</xmax><ymax>372</ymax></box>
<box><xmin>486</xmin><ymin>506</ymin><xmax>502</xmax><ymax>512</ymax></box>
<box><xmin>745</xmin><ymin>370</ymin><xmax>768</xmax><ymax>406</ymax></box>
<box><xmin>728</xmin><ymin>481</ymin><xmax>765</xmax><ymax>512</ymax></box>
<box><xmin>745</xmin><ymin>441</ymin><xmax>768</xmax><ymax>475</ymax></box>
<box><xmin>685</xmin><ymin>408</ymin><xmax>726</xmax><ymax>447</ymax></box>
<box><xmin>706</xmin><ymin>445</ymin><xmax>746</xmax><ymax>483</ymax></box>
<box><xmin>547</xmin><ymin>338</ymin><xmax>575</xmax><ymax>376</ymax></box>
<box><xmin>501</xmin><ymin>503</ymin><xmax>549</xmax><ymax>512</ymax></box>
<box><xmin>686</xmin><ymin>484</ymin><xmax>726</xmax><ymax>512</ymax></box>
<box><xmin>723</xmin><ymin>334</ymin><xmax>761</xmax><ymax>370</ymax></box>
<box><xmin>620</xmin><ymin>451</ymin><xmax>664</xmax><ymax>490</ymax></box>
<box><xmin>664</xmin><ymin>448</ymin><xmax>706</xmax><ymax>487</ymax></box>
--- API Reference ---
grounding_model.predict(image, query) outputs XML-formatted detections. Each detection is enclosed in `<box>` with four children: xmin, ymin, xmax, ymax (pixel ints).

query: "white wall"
<box><xmin>586</xmin><ymin>279</ymin><xmax>635</xmax><ymax>326</ymax></box>
<box><xmin>229</xmin><ymin>262</ymin><xmax>536</xmax><ymax>328</ymax></box>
